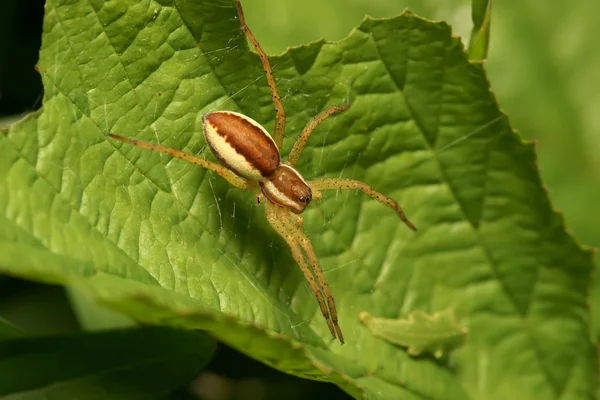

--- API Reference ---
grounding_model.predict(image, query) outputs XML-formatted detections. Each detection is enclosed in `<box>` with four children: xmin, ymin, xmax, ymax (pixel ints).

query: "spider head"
<box><xmin>260</xmin><ymin>164</ymin><xmax>312</xmax><ymax>214</ymax></box>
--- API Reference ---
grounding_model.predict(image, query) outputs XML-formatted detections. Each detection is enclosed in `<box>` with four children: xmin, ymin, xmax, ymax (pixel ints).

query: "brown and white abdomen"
<box><xmin>203</xmin><ymin>111</ymin><xmax>280</xmax><ymax>181</ymax></box>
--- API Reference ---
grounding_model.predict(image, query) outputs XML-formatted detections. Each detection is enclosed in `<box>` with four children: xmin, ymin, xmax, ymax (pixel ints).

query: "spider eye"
<box><xmin>298</xmin><ymin>195</ymin><xmax>311</xmax><ymax>204</ymax></box>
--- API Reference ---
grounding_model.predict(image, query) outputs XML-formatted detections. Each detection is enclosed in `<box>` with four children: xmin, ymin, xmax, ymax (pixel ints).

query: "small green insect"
<box><xmin>360</xmin><ymin>309</ymin><xmax>467</xmax><ymax>357</ymax></box>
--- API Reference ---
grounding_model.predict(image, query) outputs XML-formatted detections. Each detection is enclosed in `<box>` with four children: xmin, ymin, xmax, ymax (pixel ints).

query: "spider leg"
<box><xmin>288</xmin><ymin>212</ymin><xmax>304</xmax><ymax>228</ymax></box>
<box><xmin>283</xmin><ymin>215</ymin><xmax>344</xmax><ymax>343</ymax></box>
<box><xmin>108</xmin><ymin>134</ymin><xmax>256</xmax><ymax>190</ymax></box>
<box><xmin>286</xmin><ymin>104</ymin><xmax>349</xmax><ymax>166</ymax></box>
<box><xmin>235</xmin><ymin>0</ymin><xmax>286</xmax><ymax>149</ymax></box>
<box><xmin>255</xmin><ymin>192</ymin><xmax>266</xmax><ymax>205</ymax></box>
<box><xmin>310</xmin><ymin>178</ymin><xmax>417</xmax><ymax>231</ymax></box>
<box><xmin>265</xmin><ymin>202</ymin><xmax>338</xmax><ymax>341</ymax></box>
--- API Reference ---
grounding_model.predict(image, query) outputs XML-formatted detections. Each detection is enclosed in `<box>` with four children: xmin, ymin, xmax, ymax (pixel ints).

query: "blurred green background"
<box><xmin>1</xmin><ymin>0</ymin><xmax>598</xmax><ymax>398</ymax></box>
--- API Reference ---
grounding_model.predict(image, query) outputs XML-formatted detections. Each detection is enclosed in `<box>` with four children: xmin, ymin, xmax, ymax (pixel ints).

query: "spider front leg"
<box><xmin>286</xmin><ymin>104</ymin><xmax>349</xmax><ymax>166</ymax></box>
<box><xmin>235</xmin><ymin>0</ymin><xmax>286</xmax><ymax>149</ymax></box>
<box><xmin>289</xmin><ymin>213</ymin><xmax>304</xmax><ymax>229</ymax></box>
<box><xmin>265</xmin><ymin>202</ymin><xmax>342</xmax><ymax>343</ymax></box>
<box><xmin>258</xmin><ymin>193</ymin><xmax>303</xmax><ymax>227</ymax></box>
<box><xmin>107</xmin><ymin>134</ymin><xmax>257</xmax><ymax>191</ymax></box>
<box><xmin>310</xmin><ymin>178</ymin><xmax>417</xmax><ymax>231</ymax></box>
<box><xmin>285</xmin><ymin>217</ymin><xmax>343</xmax><ymax>343</ymax></box>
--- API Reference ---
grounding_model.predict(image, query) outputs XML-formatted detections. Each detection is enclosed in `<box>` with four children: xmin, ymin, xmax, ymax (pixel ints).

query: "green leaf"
<box><xmin>0</xmin><ymin>0</ymin><xmax>595</xmax><ymax>399</ymax></box>
<box><xmin>468</xmin><ymin>0</ymin><xmax>492</xmax><ymax>60</ymax></box>
<box><xmin>482</xmin><ymin>0</ymin><xmax>600</xmax><ymax>339</ymax></box>
<box><xmin>0</xmin><ymin>326</ymin><xmax>215</xmax><ymax>399</ymax></box>
<box><xmin>360</xmin><ymin>309</ymin><xmax>468</xmax><ymax>358</ymax></box>
<box><xmin>0</xmin><ymin>317</ymin><xmax>23</xmax><ymax>339</ymax></box>
<box><xmin>66</xmin><ymin>286</ymin><xmax>137</xmax><ymax>331</ymax></box>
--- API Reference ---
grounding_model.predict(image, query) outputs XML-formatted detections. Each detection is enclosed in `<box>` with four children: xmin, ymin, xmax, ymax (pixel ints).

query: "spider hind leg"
<box><xmin>107</xmin><ymin>133</ymin><xmax>256</xmax><ymax>190</ymax></box>
<box><xmin>235</xmin><ymin>0</ymin><xmax>286</xmax><ymax>148</ymax></box>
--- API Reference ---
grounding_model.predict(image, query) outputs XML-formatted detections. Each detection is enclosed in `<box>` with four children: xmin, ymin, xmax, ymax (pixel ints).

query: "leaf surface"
<box><xmin>0</xmin><ymin>326</ymin><xmax>214</xmax><ymax>399</ymax></box>
<box><xmin>0</xmin><ymin>0</ymin><xmax>595</xmax><ymax>398</ymax></box>
<box><xmin>0</xmin><ymin>317</ymin><xmax>23</xmax><ymax>340</ymax></box>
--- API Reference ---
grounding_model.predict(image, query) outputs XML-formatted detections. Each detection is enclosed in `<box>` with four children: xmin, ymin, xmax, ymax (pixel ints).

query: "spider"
<box><xmin>108</xmin><ymin>0</ymin><xmax>416</xmax><ymax>344</ymax></box>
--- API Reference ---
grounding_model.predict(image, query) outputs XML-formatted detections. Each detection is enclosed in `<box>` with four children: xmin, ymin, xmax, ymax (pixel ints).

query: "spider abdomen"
<box><xmin>203</xmin><ymin>111</ymin><xmax>280</xmax><ymax>181</ymax></box>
